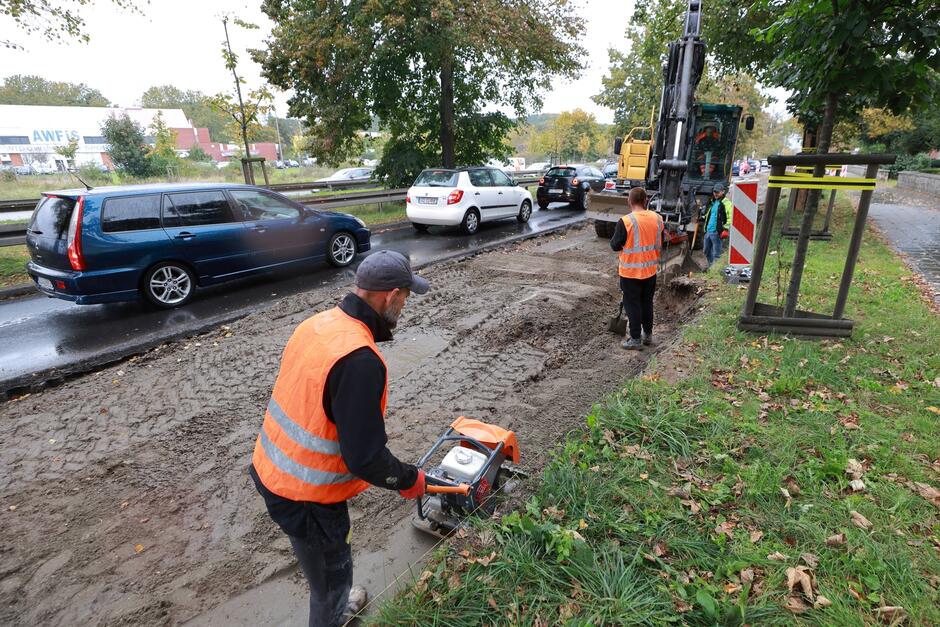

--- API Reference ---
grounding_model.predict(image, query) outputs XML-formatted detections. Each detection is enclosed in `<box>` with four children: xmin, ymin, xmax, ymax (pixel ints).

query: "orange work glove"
<box><xmin>720</xmin><ymin>229</ymin><xmax>729</xmax><ymax>239</ymax></box>
<box><xmin>399</xmin><ymin>469</ymin><xmax>426</xmax><ymax>499</ymax></box>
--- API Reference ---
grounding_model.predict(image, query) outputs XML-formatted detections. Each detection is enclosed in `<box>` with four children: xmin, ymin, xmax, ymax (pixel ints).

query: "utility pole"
<box><xmin>272</xmin><ymin>103</ymin><xmax>282</xmax><ymax>161</ymax></box>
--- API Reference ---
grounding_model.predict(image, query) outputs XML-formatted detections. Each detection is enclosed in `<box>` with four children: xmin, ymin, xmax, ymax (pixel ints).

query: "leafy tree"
<box><xmin>101</xmin><ymin>113</ymin><xmax>152</xmax><ymax>177</ymax></box>
<box><xmin>54</xmin><ymin>137</ymin><xmax>79</xmax><ymax>165</ymax></box>
<box><xmin>140</xmin><ymin>85</ymin><xmax>235</xmax><ymax>143</ymax></box>
<box><xmin>185</xmin><ymin>144</ymin><xmax>212</xmax><ymax>162</ymax></box>
<box><xmin>751</xmin><ymin>0</ymin><xmax>940</xmax><ymax>156</ymax></box>
<box><xmin>532</xmin><ymin>109</ymin><xmax>609</xmax><ymax>163</ymax></box>
<box><xmin>0</xmin><ymin>0</ymin><xmax>140</xmax><ymax>48</ymax></box>
<box><xmin>0</xmin><ymin>74</ymin><xmax>110</xmax><ymax>106</ymax></box>
<box><xmin>212</xmin><ymin>16</ymin><xmax>273</xmax><ymax>159</ymax></box>
<box><xmin>255</xmin><ymin>0</ymin><xmax>584</xmax><ymax>186</ymax></box>
<box><xmin>146</xmin><ymin>111</ymin><xmax>179</xmax><ymax>175</ymax></box>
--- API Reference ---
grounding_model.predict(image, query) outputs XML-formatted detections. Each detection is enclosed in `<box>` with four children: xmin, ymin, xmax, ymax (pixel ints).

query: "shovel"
<box><xmin>607</xmin><ymin>303</ymin><xmax>628</xmax><ymax>336</ymax></box>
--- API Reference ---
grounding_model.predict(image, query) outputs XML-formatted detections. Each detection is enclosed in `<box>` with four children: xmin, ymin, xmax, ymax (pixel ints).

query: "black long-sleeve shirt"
<box><xmin>250</xmin><ymin>293</ymin><xmax>418</xmax><ymax>533</ymax></box>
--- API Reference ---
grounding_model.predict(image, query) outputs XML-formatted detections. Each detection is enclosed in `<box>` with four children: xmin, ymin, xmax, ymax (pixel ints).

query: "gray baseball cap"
<box><xmin>355</xmin><ymin>250</ymin><xmax>429</xmax><ymax>294</ymax></box>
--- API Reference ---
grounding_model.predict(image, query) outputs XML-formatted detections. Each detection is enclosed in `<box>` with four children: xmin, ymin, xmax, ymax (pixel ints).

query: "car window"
<box><xmin>229</xmin><ymin>189</ymin><xmax>299</xmax><ymax>221</ymax></box>
<box><xmin>29</xmin><ymin>195</ymin><xmax>76</xmax><ymax>240</ymax></box>
<box><xmin>489</xmin><ymin>169</ymin><xmax>513</xmax><ymax>186</ymax></box>
<box><xmin>163</xmin><ymin>191</ymin><xmax>236</xmax><ymax>227</ymax></box>
<box><xmin>102</xmin><ymin>195</ymin><xmax>162</xmax><ymax>232</ymax></box>
<box><xmin>413</xmin><ymin>169</ymin><xmax>458</xmax><ymax>187</ymax></box>
<box><xmin>468</xmin><ymin>169</ymin><xmax>492</xmax><ymax>187</ymax></box>
<box><xmin>547</xmin><ymin>167</ymin><xmax>576</xmax><ymax>177</ymax></box>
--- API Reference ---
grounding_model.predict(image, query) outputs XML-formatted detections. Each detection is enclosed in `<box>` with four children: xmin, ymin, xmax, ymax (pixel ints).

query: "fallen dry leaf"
<box><xmin>873</xmin><ymin>606</ymin><xmax>906</xmax><ymax>624</ymax></box>
<box><xmin>850</xmin><ymin>510</ymin><xmax>873</xmax><ymax>530</ymax></box>
<box><xmin>800</xmin><ymin>553</ymin><xmax>819</xmax><ymax>569</ymax></box>
<box><xmin>849</xmin><ymin>479</ymin><xmax>867</xmax><ymax>492</ymax></box>
<box><xmin>826</xmin><ymin>533</ymin><xmax>846</xmax><ymax>546</ymax></box>
<box><xmin>448</xmin><ymin>573</ymin><xmax>462</xmax><ymax>589</ymax></box>
<box><xmin>724</xmin><ymin>582</ymin><xmax>742</xmax><ymax>594</ymax></box>
<box><xmin>786</xmin><ymin>566</ymin><xmax>815</xmax><ymax>599</ymax></box>
<box><xmin>667</xmin><ymin>483</ymin><xmax>692</xmax><ymax>499</ymax></box>
<box><xmin>784</xmin><ymin>595</ymin><xmax>809</xmax><ymax>613</ymax></box>
<box><xmin>740</xmin><ymin>568</ymin><xmax>755</xmax><ymax>584</ymax></box>
<box><xmin>134</xmin><ymin>544</ymin><xmax>145</xmax><ymax>554</ymax></box>
<box><xmin>814</xmin><ymin>595</ymin><xmax>832</xmax><ymax>609</ymax></box>
<box><xmin>846</xmin><ymin>458</ymin><xmax>864</xmax><ymax>480</ymax></box>
<box><xmin>910</xmin><ymin>482</ymin><xmax>940</xmax><ymax>508</ymax></box>
<box><xmin>715</xmin><ymin>521</ymin><xmax>736</xmax><ymax>538</ymax></box>
<box><xmin>767</xmin><ymin>551</ymin><xmax>790</xmax><ymax>562</ymax></box>
<box><xmin>487</xmin><ymin>598</ymin><xmax>498</xmax><ymax>610</ymax></box>
<box><xmin>749</xmin><ymin>530</ymin><xmax>764</xmax><ymax>544</ymax></box>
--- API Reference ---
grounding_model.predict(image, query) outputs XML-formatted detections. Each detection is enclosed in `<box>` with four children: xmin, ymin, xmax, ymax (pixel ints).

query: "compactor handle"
<box><xmin>427</xmin><ymin>484</ymin><xmax>471</xmax><ymax>496</ymax></box>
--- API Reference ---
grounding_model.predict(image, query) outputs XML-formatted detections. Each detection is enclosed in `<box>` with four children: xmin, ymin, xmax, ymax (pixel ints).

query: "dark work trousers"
<box><xmin>287</xmin><ymin>501</ymin><xmax>353</xmax><ymax>627</ymax></box>
<box><xmin>620</xmin><ymin>275</ymin><xmax>657</xmax><ymax>340</ymax></box>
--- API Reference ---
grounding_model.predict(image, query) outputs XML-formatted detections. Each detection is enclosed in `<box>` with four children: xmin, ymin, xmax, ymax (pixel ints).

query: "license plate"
<box><xmin>417</xmin><ymin>197</ymin><xmax>437</xmax><ymax>205</ymax></box>
<box><xmin>548</xmin><ymin>189</ymin><xmax>562</xmax><ymax>195</ymax></box>
<box><xmin>36</xmin><ymin>277</ymin><xmax>53</xmax><ymax>290</ymax></box>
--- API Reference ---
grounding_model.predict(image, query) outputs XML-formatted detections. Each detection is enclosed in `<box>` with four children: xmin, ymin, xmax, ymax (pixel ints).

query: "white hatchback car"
<box><xmin>406</xmin><ymin>167</ymin><xmax>533</xmax><ymax>234</ymax></box>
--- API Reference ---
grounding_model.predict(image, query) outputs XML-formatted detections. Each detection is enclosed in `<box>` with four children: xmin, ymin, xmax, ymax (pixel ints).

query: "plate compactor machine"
<box><xmin>411</xmin><ymin>417</ymin><xmax>523</xmax><ymax>537</ymax></box>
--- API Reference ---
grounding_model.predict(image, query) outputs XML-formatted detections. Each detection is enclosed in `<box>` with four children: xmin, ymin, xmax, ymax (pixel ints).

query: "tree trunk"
<box><xmin>783</xmin><ymin>91</ymin><xmax>839</xmax><ymax>316</ymax></box>
<box><xmin>439</xmin><ymin>50</ymin><xmax>455</xmax><ymax>169</ymax></box>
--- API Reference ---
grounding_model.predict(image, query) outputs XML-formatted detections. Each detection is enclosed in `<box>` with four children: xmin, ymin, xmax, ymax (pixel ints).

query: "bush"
<box><xmin>0</xmin><ymin>169</ymin><xmax>15</xmax><ymax>183</ymax></box>
<box><xmin>886</xmin><ymin>153</ymin><xmax>932</xmax><ymax>178</ymax></box>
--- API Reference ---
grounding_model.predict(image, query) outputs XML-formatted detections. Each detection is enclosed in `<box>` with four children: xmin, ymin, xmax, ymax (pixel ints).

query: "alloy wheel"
<box><xmin>149</xmin><ymin>265</ymin><xmax>192</xmax><ymax>306</ymax></box>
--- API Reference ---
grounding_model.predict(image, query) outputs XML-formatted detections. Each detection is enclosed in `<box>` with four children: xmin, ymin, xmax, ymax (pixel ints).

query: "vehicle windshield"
<box><xmin>413</xmin><ymin>170</ymin><xmax>458</xmax><ymax>187</ymax></box>
<box><xmin>546</xmin><ymin>167</ymin><xmax>576</xmax><ymax>177</ymax></box>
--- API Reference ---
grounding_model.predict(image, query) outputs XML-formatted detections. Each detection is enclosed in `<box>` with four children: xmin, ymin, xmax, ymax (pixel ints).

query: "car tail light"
<box><xmin>539</xmin><ymin>177</ymin><xmax>544</xmax><ymax>185</ymax></box>
<box><xmin>447</xmin><ymin>189</ymin><xmax>464</xmax><ymax>205</ymax></box>
<box><xmin>572</xmin><ymin>178</ymin><xmax>579</xmax><ymax>186</ymax></box>
<box><xmin>406</xmin><ymin>194</ymin><xmax>411</xmax><ymax>203</ymax></box>
<box><xmin>67</xmin><ymin>196</ymin><xmax>86</xmax><ymax>271</ymax></box>
<box><xmin>55</xmin><ymin>280</ymin><xmax>66</xmax><ymax>290</ymax></box>
<box><xmin>604</xmin><ymin>180</ymin><xmax>615</xmax><ymax>190</ymax></box>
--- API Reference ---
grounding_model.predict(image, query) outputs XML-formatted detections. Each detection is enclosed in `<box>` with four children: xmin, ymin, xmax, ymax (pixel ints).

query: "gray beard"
<box><xmin>382</xmin><ymin>309</ymin><xmax>400</xmax><ymax>331</ymax></box>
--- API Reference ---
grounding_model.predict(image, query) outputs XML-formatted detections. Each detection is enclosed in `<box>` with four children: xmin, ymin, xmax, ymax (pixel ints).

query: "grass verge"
<box><xmin>0</xmin><ymin>245</ymin><xmax>30</xmax><ymax>288</ymax></box>
<box><xmin>373</xmin><ymin>194</ymin><xmax>940</xmax><ymax>625</ymax></box>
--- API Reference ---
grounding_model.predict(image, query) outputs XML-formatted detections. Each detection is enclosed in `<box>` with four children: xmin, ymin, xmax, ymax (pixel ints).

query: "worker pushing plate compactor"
<box><xmin>410</xmin><ymin>417</ymin><xmax>525</xmax><ymax>538</ymax></box>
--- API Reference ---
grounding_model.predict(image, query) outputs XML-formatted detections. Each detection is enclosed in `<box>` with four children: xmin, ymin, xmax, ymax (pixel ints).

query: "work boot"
<box><xmin>621</xmin><ymin>337</ymin><xmax>643</xmax><ymax>350</ymax></box>
<box><xmin>641</xmin><ymin>331</ymin><xmax>653</xmax><ymax>346</ymax></box>
<box><xmin>344</xmin><ymin>585</ymin><xmax>368</xmax><ymax>620</ymax></box>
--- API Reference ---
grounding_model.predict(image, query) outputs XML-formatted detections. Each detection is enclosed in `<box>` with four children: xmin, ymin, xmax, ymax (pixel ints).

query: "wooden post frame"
<box><xmin>738</xmin><ymin>153</ymin><xmax>896</xmax><ymax>338</ymax></box>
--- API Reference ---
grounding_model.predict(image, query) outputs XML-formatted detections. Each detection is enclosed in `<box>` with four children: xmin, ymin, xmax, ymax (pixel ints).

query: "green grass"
<box><xmin>0</xmin><ymin>245</ymin><xmax>30</xmax><ymax>287</ymax></box>
<box><xmin>373</xmin><ymin>195</ymin><xmax>940</xmax><ymax>625</ymax></box>
<box><xmin>347</xmin><ymin>201</ymin><xmax>406</xmax><ymax>226</ymax></box>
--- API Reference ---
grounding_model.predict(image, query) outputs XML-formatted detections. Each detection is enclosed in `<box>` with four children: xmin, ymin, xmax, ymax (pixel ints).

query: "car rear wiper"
<box><xmin>26</xmin><ymin>228</ymin><xmax>43</xmax><ymax>235</ymax></box>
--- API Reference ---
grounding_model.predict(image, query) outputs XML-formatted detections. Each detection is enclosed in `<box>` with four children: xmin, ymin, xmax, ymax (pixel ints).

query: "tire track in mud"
<box><xmin>0</xmin><ymin>224</ymin><xmax>704</xmax><ymax>625</ymax></box>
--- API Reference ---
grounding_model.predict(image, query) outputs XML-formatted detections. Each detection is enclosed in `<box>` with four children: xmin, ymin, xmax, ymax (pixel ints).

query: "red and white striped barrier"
<box><xmin>729</xmin><ymin>180</ymin><xmax>758</xmax><ymax>266</ymax></box>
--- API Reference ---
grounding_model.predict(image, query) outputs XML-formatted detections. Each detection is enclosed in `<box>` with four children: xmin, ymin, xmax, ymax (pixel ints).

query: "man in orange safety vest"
<box><xmin>609</xmin><ymin>187</ymin><xmax>664</xmax><ymax>350</ymax></box>
<box><xmin>250</xmin><ymin>250</ymin><xmax>430</xmax><ymax>626</ymax></box>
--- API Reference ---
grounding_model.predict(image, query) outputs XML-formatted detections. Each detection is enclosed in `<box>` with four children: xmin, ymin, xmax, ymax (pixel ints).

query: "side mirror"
<box><xmin>744</xmin><ymin>115</ymin><xmax>755</xmax><ymax>131</ymax></box>
<box><xmin>613</xmin><ymin>137</ymin><xmax>624</xmax><ymax>155</ymax></box>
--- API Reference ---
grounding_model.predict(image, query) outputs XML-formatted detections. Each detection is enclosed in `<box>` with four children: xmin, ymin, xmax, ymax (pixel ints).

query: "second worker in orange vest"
<box><xmin>609</xmin><ymin>187</ymin><xmax>664</xmax><ymax>350</ymax></box>
<box><xmin>249</xmin><ymin>250</ymin><xmax>430</xmax><ymax>627</ymax></box>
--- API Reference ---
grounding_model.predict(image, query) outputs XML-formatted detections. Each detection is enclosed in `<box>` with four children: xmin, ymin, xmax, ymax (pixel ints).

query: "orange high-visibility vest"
<box><xmin>252</xmin><ymin>307</ymin><xmax>388</xmax><ymax>503</ymax></box>
<box><xmin>618</xmin><ymin>210</ymin><xmax>663</xmax><ymax>279</ymax></box>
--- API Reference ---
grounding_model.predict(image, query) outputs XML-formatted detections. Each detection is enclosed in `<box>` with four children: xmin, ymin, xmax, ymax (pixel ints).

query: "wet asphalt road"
<box><xmin>0</xmin><ymin>206</ymin><xmax>585</xmax><ymax>393</ymax></box>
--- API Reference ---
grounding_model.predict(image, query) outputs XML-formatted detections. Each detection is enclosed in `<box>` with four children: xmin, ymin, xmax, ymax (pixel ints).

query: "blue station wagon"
<box><xmin>25</xmin><ymin>183</ymin><xmax>371</xmax><ymax>308</ymax></box>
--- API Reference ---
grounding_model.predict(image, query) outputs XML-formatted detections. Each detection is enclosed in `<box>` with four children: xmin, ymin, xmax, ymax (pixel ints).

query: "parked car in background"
<box><xmin>286</xmin><ymin>159</ymin><xmax>300</xmax><ymax>168</ymax></box>
<box><xmin>535</xmin><ymin>164</ymin><xmax>607</xmax><ymax>211</ymax></box>
<box><xmin>317</xmin><ymin>167</ymin><xmax>374</xmax><ymax>182</ymax></box>
<box><xmin>528</xmin><ymin>162</ymin><xmax>551</xmax><ymax>173</ymax></box>
<box><xmin>25</xmin><ymin>183</ymin><xmax>371</xmax><ymax>308</ymax></box>
<box><xmin>301</xmin><ymin>157</ymin><xmax>317</xmax><ymax>167</ymax></box>
<box><xmin>602</xmin><ymin>162</ymin><xmax>619</xmax><ymax>179</ymax></box>
<box><xmin>406</xmin><ymin>166</ymin><xmax>532</xmax><ymax>235</ymax></box>
<box><xmin>13</xmin><ymin>165</ymin><xmax>32</xmax><ymax>175</ymax></box>
<box><xmin>732</xmin><ymin>161</ymin><xmax>741</xmax><ymax>177</ymax></box>
<box><xmin>760</xmin><ymin>159</ymin><xmax>769</xmax><ymax>170</ymax></box>
<box><xmin>748</xmin><ymin>159</ymin><xmax>760</xmax><ymax>173</ymax></box>
<box><xmin>273</xmin><ymin>160</ymin><xmax>286</xmax><ymax>169</ymax></box>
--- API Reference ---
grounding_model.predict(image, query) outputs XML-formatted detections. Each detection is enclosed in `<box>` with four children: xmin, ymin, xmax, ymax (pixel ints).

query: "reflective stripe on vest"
<box><xmin>619</xmin><ymin>211</ymin><xmax>662</xmax><ymax>279</ymax></box>
<box><xmin>252</xmin><ymin>307</ymin><xmax>388</xmax><ymax>503</ymax></box>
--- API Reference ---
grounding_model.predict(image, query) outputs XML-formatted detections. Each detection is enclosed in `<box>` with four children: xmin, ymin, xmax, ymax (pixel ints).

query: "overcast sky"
<box><xmin>1</xmin><ymin>0</ymin><xmax>782</xmax><ymax>123</ymax></box>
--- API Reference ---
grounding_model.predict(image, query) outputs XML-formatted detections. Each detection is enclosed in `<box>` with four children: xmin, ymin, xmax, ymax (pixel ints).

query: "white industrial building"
<box><xmin>0</xmin><ymin>104</ymin><xmax>191</xmax><ymax>171</ymax></box>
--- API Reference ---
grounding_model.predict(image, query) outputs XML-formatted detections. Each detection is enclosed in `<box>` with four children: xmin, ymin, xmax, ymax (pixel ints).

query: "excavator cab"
<box><xmin>685</xmin><ymin>103</ymin><xmax>743</xmax><ymax>191</ymax></box>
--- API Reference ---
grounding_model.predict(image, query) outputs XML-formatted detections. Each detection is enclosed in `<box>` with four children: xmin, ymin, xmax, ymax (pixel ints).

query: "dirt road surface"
<box><xmin>0</xmin><ymin>225</ymin><xmax>701</xmax><ymax>625</ymax></box>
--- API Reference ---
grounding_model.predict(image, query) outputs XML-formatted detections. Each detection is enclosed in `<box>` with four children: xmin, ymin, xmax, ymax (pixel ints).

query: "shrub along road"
<box><xmin>375</xmin><ymin>194</ymin><xmax>940</xmax><ymax>625</ymax></box>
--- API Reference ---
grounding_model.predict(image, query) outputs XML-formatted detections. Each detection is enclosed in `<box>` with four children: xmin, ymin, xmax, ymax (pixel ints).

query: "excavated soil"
<box><xmin>0</xmin><ymin>225</ymin><xmax>702</xmax><ymax>625</ymax></box>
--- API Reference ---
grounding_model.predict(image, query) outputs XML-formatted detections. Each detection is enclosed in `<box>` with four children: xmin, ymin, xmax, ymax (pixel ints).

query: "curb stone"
<box><xmin>0</xmin><ymin>282</ymin><xmax>35</xmax><ymax>301</ymax></box>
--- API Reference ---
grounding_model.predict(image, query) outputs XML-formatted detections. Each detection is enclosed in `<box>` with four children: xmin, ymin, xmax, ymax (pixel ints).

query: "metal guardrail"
<box><xmin>0</xmin><ymin>173</ymin><xmax>543</xmax><ymax>246</ymax></box>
